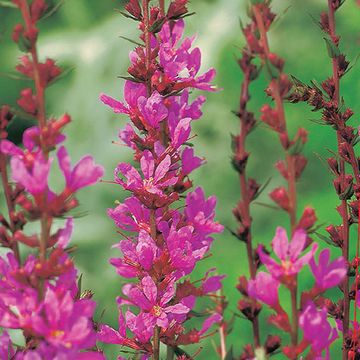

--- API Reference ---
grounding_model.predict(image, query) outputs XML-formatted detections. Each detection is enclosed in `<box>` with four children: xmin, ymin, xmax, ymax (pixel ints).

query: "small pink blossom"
<box><xmin>11</xmin><ymin>152</ymin><xmax>51</xmax><ymax>195</ymax></box>
<box><xmin>57</xmin><ymin>146</ymin><xmax>104</xmax><ymax>192</ymax></box>
<box><xmin>248</xmin><ymin>271</ymin><xmax>280</xmax><ymax>307</ymax></box>
<box><xmin>299</xmin><ymin>302</ymin><xmax>338</xmax><ymax>358</ymax></box>
<box><xmin>310</xmin><ymin>249</ymin><xmax>347</xmax><ymax>290</ymax></box>
<box><xmin>258</xmin><ymin>227</ymin><xmax>318</xmax><ymax>281</ymax></box>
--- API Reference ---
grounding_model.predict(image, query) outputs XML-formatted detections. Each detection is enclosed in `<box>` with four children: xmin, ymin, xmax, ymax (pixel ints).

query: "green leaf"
<box><xmin>0</xmin><ymin>1</ymin><xmax>17</xmax><ymax>8</ymax></box>
<box><xmin>41</xmin><ymin>0</ymin><xmax>65</xmax><ymax>21</ymax></box>
<box><xmin>117</xmin><ymin>76</ymin><xmax>143</xmax><ymax>83</ymax></box>
<box><xmin>149</xmin><ymin>18</ymin><xmax>166</xmax><ymax>33</ymax></box>
<box><xmin>314</xmin><ymin>232</ymin><xmax>336</xmax><ymax>247</ymax></box>
<box><xmin>224</xmin><ymin>346</ymin><xmax>234</xmax><ymax>360</ymax></box>
<box><xmin>114</xmin><ymin>9</ymin><xmax>138</xmax><ymax>21</ymax></box>
<box><xmin>324</xmin><ymin>37</ymin><xmax>340</xmax><ymax>59</ymax></box>
<box><xmin>252</xmin><ymin>177</ymin><xmax>272</xmax><ymax>201</ymax></box>
<box><xmin>48</xmin><ymin>66</ymin><xmax>76</xmax><ymax>87</ymax></box>
<box><xmin>119</xmin><ymin>36</ymin><xmax>143</xmax><ymax>47</ymax></box>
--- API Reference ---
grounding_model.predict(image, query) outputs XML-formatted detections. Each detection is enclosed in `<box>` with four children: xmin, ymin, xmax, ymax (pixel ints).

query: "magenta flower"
<box><xmin>115</xmin><ymin>150</ymin><xmax>178</xmax><ymax>206</ymax></box>
<box><xmin>31</xmin><ymin>289</ymin><xmax>97</xmax><ymax>351</ymax></box>
<box><xmin>111</xmin><ymin>230</ymin><xmax>158</xmax><ymax>278</ymax></box>
<box><xmin>158</xmin><ymin>20</ymin><xmax>216</xmax><ymax>91</ymax></box>
<box><xmin>167</xmin><ymin>90</ymin><xmax>206</xmax><ymax>121</ymax></box>
<box><xmin>258</xmin><ymin>227</ymin><xmax>318</xmax><ymax>280</ymax></box>
<box><xmin>56</xmin><ymin>218</ymin><xmax>74</xmax><ymax>249</ymax></box>
<box><xmin>11</xmin><ymin>152</ymin><xmax>51</xmax><ymax>195</ymax></box>
<box><xmin>169</xmin><ymin>116</ymin><xmax>192</xmax><ymax>149</ymax></box>
<box><xmin>299</xmin><ymin>301</ymin><xmax>338</xmax><ymax>358</ymax></box>
<box><xmin>100</xmin><ymin>80</ymin><xmax>146</xmax><ymax>115</ymax></box>
<box><xmin>310</xmin><ymin>249</ymin><xmax>347</xmax><ymax>290</ymax></box>
<box><xmin>99</xmin><ymin>311</ymin><xmax>127</xmax><ymax>346</ymax></box>
<box><xmin>57</xmin><ymin>146</ymin><xmax>104</xmax><ymax>192</ymax></box>
<box><xmin>125</xmin><ymin>276</ymin><xmax>190</xmax><ymax>329</ymax></box>
<box><xmin>185</xmin><ymin>187</ymin><xmax>224</xmax><ymax>238</ymax></box>
<box><xmin>108</xmin><ymin>196</ymin><xmax>151</xmax><ymax>233</ymax></box>
<box><xmin>0</xmin><ymin>331</ymin><xmax>15</xmax><ymax>359</ymax></box>
<box><xmin>137</xmin><ymin>91</ymin><xmax>168</xmax><ymax>129</ymax></box>
<box><xmin>202</xmin><ymin>272</ymin><xmax>226</xmax><ymax>294</ymax></box>
<box><xmin>199</xmin><ymin>313</ymin><xmax>223</xmax><ymax>336</ymax></box>
<box><xmin>248</xmin><ymin>271</ymin><xmax>280</xmax><ymax>307</ymax></box>
<box><xmin>182</xmin><ymin>147</ymin><xmax>204</xmax><ymax>176</ymax></box>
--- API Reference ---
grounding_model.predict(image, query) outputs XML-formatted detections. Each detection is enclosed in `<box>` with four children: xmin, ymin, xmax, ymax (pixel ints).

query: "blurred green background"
<box><xmin>1</xmin><ymin>0</ymin><xmax>360</xmax><ymax>358</ymax></box>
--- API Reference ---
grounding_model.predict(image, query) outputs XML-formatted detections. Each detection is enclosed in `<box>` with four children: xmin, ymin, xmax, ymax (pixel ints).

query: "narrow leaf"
<box><xmin>0</xmin><ymin>1</ymin><xmax>17</xmax><ymax>8</ymax></box>
<box><xmin>324</xmin><ymin>37</ymin><xmax>340</xmax><ymax>59</ymax></box>
<box><xmin>41</xmin><ymin>0</ymin><xmax>65</xmax><ymax>21</ymax></box>
<box><xmin>119</xmin><ymin>35</ymin><xmax>143</xmax><ymax>47</ymax></box>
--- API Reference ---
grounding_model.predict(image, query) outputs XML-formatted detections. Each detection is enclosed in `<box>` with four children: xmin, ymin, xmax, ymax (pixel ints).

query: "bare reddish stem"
<box><xmin>159</xmin><ymin>0</ymin><xmax>165</xmax><ymax>16</ymax></box>
<box><xmin>19</xmin><ymin>0</ymin><xmax>49</xmax><ymax>264</ymax></box>
<box><xmin>237</xmin><ymin>64</ymin><xmax>261</xmax><ymax>348</ymax></box>
<box><xmin>253</xmin><ymin>4</ymin><xmax>299</xmax><ymax>352</ymax></box>
<box><xmin>327</xmin><ymin>2</ymin><xmax>350</xmax><ymax>355</ymax></box>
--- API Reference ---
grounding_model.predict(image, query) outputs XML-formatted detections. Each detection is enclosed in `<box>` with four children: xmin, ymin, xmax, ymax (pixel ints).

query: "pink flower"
<box><xmin>258</xmin><ymin>227</ymin><xmax>318</xmax><ymax>281</ymax></box>
<box><xmin>99</xmin><ymin>311</ymin><xmax>127</xmax><ymax>346</ymax></box>
<box><xmin>137</xmin><ymin>91</ymin><xmax>168</xmax><ymax>129</ymax></box>
<box><xmin>110</xmin><ymin>230</ymin><xmax>158</xmax><ymax>278</ymax></box>
<box><xmin>199</xmin><ymin>313</ymin><xmax>223</xmax><ymax>336</ymax></box>
<box><xmin>11</xmin><ymin>152</ymin><xmax>51</xmax><ymax>195</ymax></box>
<box><xmin>115</xmin><ymin>150</ymin><xmax>178</xmax><ymax>206</ymax></box>
<box><xmin>299</xmin><ymin>302</ymin><xmax>338</xmax><ymax>358</ymax></box>
<box><xmin>100</xmin><ymin>80</ymin><xmax>146</xmax><ymax>115</ymax></box>
<box><xmin>31</xmin><ymin>289</ymin><xmax>97</xmax><ymax>351</ymax></box>
<box><xmin>56</xmin><ymin>218</ymin><xmax>74</xmax><ymax>249</ymax></box>
<box><xmin>57</xmin><ymin>146</ymin><xmax>104</xmax><ymax>192</ymax></box>
<box><xmin>108</xmin><ymin>196</ymin><xmax>151</xmax><ymax>233</ymax></box>
<box><xmin>202</xmin><ymin>272</ymin><xmax>226</xmax><ymax>294</ymax></box>
<box><xmin>185</xmin><ymin>187</ymin><xmax>224</xmax><ymax>239</ymax></box>
<box><xmin>182</xmin><ymin>147</ymin><xmax>204</xmax><ymax>175</ymax></box>
<box><xmin>248</xmin><ymin>271</ymin><xmax>280</xmax><ymax>307</ymax></box>
<box><xmin>168</xmin><ymin>116</ymin><xmax>191</xmax><ymax>149</ymax></box>
<box><xmin>309</xmin><ymin>249</ymin><xmax>347</xmax><ymax>290</ymax></box>
<box><xmin>167</xmin><ymin>90</ymin><xmax>206</xmax><ymax>121</ymax></box>
<box><xmin>158</xmin><ymin>20</ymin><xmax>216</xmax><ymax>91</ymax></box>
<box><xmin>0</xmin><ymin>331</ymin><xmax>15</xmax><ymax>359</ymax></box>
<box><xmin>125</xmin><ymin>276</ymin><xmax>190</xmax><ymax>329</ymax></box>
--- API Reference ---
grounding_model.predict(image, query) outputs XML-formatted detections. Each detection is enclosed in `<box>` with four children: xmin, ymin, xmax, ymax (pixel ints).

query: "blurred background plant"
<box><xmin>1</xmin><ymin>0</ymin><xmax>360</xmax><ymax>358</ymax></box>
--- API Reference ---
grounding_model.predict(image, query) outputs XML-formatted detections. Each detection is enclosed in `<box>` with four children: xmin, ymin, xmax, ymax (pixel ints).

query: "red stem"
<box><xmin>159</xmin><ymin>0</ymin><xmax>165</xmax><ymax>16</ymax></box>
<box><xmin>19</xmin><ymin>1</ymin><xmax>49</xmax><ymax>264</ymax></box>
<box><xmin>253</xmin><ymin>4</ymin><xmax>299</xmax><ymax>353</ymax></box>
<box><xmin>238</xmin><ymin>70</ymin><xmax>261</xmax><ymax>347</ymax></box>
<box><xmin>327</xmin><ymin>2</ymin><xmax>350</xmax><ymax>355</ymax></box>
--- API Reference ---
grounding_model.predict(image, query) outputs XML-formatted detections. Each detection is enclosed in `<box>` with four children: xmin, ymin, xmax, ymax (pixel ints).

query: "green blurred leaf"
<box><xmin>0</xmin><ymin>1</ymin><xmax>17</xmax><ymax>8</ymax></box>
<box><xmin>324</xmin><ymin>37</ymin><xmax>340</xmax><ymax>59</ymax></box>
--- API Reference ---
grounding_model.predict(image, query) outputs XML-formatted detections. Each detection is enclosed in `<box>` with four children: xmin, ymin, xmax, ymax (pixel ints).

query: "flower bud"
<box><xmin>265</xmin><ymin>335</ymin><xmax>281</xmax><ymax>354</ymax></box>
<box><xmin>269</xmin><ymin>187</ymin><xmax>290</xmax><ymax>211</ymax></box>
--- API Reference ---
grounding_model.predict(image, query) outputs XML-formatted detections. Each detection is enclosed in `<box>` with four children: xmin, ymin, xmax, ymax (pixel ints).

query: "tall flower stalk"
<box><xmin>289</xmin><ymin>0</ymin><xmax>360</xmax><ymax>357</ymax></box>
<box><xmin>0</xmin><ymin>0</ymin><xmax>104</xmax><ymax>358</ymax></box>
<box><xmin>232</xmin><ymin>10</ymin><xmax>268</xmax><ymax>357</ymax></box>
<box><xmin>237</xmin><ymin>1</ymin><xmax>346</xmax><ymax>359</ymax></box>
<box><xmin>98</xmin><ymin>1</ymin><xmax>224</xmax><ymax>359</ymax></box>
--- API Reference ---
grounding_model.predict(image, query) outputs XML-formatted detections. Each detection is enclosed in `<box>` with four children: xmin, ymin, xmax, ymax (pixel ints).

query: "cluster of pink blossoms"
<box><xmin>0</xmin><ymin>0</ymin><xmax>104</xmax><ymax>358</ymax></box>
<box><xmin>98</xmin><ymin>0</ymin><xmax>224</xmax><ymax>358</ymax></box>
<box><xmin>246</xmin><ymin>227</ymin><xmax>347</xmax><ymax>359</ymax></box>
